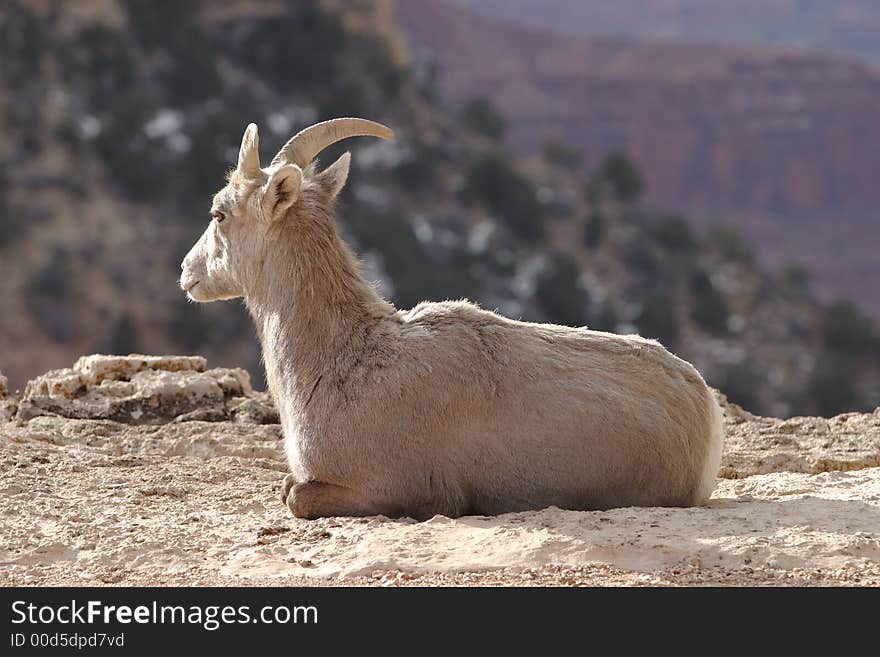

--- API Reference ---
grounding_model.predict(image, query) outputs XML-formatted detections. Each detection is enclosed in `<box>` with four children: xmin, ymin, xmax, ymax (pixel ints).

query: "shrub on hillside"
<box><xmin>24</xmin><ymin>250</ymin><xmax>81</xmax><ymax>342</ymax></box>
<box><xmin>820</xmin><ymin>298</ymin><xmax>876</xmax><ymax>357</ymax></box>
<box><xmin>461</xmin><ymin>154</ymin><xmax>545</xmax><ymax>241</ymax></box>
<box><xmin>582</xmin><ymin>209</ymin><xmax>606</xmax><ymax>249</ymax></box>
<box><xmin>716</xmin><ymin>362</ymin><xmax>764</xmax><ymax>414</ymax></box>
<box><xmin>706</xmin><ymin>225</ymin><xmax>754</xmax><ymax>263</ymax></box>
<box><xmin>461</xmin><ymin>97</ymin><xmax>506</xmax><ymax>142</ymax></box>
<box><xmin>636</xmin><ymin>293</ymin><xmax>680</xmax><ymax>350</ymax></box>
<box><xmin>691</xmin><ymin>270</ymin><xmax>729</xmax><ymax>334</ymax></box>
<box><xmin>543</xmin><ymin>140</ymin><xmax>583</xmax><ymax>170</ymax></box>
<box><xmin>591</xmin><ymin>152</ymin><xmax>643</xmax><ymax>203</ymax></box>
<box><xmin>535</xmin><ymin>253</ymin><xmax>589</xmax><ymax>327</ymax></box>
<box><xmin>652</xmin><ymin>214</ymin><xmax>698</xmax><ymax>254</ymax></box>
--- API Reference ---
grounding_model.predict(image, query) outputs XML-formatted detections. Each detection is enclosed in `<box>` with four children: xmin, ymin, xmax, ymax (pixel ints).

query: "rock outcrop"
<box><xmin>0</xmin><ymin>369</ymin><xmax>16</xmax><ymax>422</ymax></box>
<box><xmin>718</xmin><ymin>394</ymin><xmax>880</xmax><ymax>477</ymax></box>
<box><xmin>15</xmin><ymin>354</ymin><xmax>278</xmax><ymax>425</ymax></box>
<box><xmin>1</xmin><ymin>355</ymin><xmax>878</xmax><ymax>586</ymax></box>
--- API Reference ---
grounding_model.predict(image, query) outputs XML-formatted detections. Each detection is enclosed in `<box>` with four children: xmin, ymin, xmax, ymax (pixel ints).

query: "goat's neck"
<box><xmin>246</xmin><ymin>220</ymin><xmax>392</xmax><ymax>412</ymax></box>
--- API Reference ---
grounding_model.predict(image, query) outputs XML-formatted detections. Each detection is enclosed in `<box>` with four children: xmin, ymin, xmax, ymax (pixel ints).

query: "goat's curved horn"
<box><xmin>237</xmin><ymin>123</ymin><xmax>261</xmax><ymax>177</ymax></box>
<box><xmin>270</xmin><ymin>118</ymin><xmax>394</xmax><ymax>168</ymax></box>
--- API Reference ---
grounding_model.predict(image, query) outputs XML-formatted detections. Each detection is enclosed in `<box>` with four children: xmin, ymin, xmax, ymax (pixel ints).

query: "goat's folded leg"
<box><xmin>284</xmin><ymin>480</ymin><xmax>398</xmax><ymax>519</ymax></box>
<box><xmin>279</xmin><ymin>473</ymin><xmax>299</xmax><ymax>505</ymax></box>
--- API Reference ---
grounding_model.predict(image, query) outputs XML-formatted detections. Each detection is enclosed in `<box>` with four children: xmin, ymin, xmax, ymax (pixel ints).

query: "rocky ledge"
<box><xmin>1</xmin><ymin>355</ymin><xmax>878</xmax><ymax>586</ymax></box>
<box><xmin>0</xmin><ymin>369</ymin><xmax>14</xmax><ymax>421</ymax></box>
<box><xmin>11</xmin><ymin>354</ymin><xmax>278</xmax><ymax>425</ymax></box>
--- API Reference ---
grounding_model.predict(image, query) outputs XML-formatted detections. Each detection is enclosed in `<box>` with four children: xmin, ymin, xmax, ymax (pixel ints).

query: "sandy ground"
<box><xmin>2</xmin><ymin>407</ymin><xmax>879</xmax><ymax>587</ymax></box>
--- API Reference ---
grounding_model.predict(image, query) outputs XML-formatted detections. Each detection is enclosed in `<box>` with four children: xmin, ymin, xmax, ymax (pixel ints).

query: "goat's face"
<box><xmin>180</xmin><ymin>123</ymin><xmax>305</xmax><ymax>303</ymax></box>
<box><xmin>180</xmin><ymin>183</ymin><xmax>258</xmax><ymax>301</ymax></box>
<box><xmin>179</xmin><ymin>119</ymin><xmax>393</xmax><ymax>303</ymax></box>
<box><xmin>180</xmin><ymin>179</ymin><xmax>264</xmax><ymax>302</ymax></box>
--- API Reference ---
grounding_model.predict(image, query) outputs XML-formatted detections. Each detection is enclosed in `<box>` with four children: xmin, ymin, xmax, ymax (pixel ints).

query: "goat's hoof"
<box><xmin>280</xmin><ymin>473</ymin><xmax>298</xmax><ymax>505</ymax></box>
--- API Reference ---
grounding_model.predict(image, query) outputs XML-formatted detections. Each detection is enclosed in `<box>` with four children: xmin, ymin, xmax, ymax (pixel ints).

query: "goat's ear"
<box><xmin>317</xmin><ymin>151</ymin><xmax>351</xmax><ymax>199</ymax></box>
<box><xmin>262</xmin><ymin>164</ymin><xmax>302</xmax><ymax>222</ymax></box>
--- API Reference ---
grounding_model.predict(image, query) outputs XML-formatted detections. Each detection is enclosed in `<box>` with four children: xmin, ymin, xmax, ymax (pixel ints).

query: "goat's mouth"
<box><xmin>183</xmin><ymin>280</ymin><xmax>200</xmax><ymax>293</ymax></box>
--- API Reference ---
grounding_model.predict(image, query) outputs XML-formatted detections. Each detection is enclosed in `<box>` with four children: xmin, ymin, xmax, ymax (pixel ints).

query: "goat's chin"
<box><xmin>188</xmin><ymin>289</ymin><xmax>241</xmax><ymax>303</ymax></box>
<box><xmin>185</xmin><ymin>285</ymin><xmax>214</xmax><ymax>303</ymax></box>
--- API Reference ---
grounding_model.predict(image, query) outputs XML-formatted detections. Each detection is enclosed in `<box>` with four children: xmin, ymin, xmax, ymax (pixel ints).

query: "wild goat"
<box><xmin>180</xmin><ymin>118</ymin><xmax>724</xmax><ymax>520</ymax></box>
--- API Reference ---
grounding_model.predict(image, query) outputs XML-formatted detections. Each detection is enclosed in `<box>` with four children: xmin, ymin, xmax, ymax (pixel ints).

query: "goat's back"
<box><xmin>296</xmin><ymin>300</ymin><xmax>723</xmax><ymax>517</ymax></box>
<box><xmin>393</xmin><ymin>302</ymin><xmax>723</xmax><ymax>513</ymax></box>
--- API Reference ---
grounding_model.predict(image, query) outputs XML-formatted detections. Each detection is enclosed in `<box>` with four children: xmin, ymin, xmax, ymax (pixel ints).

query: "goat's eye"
<box><xmin>211</xmin><ymin>211</ymin><xmax>226</xmax><ymax>223</ymax></box>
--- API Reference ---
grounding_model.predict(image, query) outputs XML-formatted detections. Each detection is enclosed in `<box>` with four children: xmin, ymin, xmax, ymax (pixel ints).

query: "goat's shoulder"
<box><xmin>388</xmin><ymin>300</ymin><xmax>514</xmax><ymax>364</ymax></box>
<box><xmin>397</xmin><ymin>298</ymin><xmax>508</xmax><ymax>330</ymax></box>
<box><xmin>401</xmin><ymin>298</ymin><xmax>484</xmax><ymax>319</ymax></box>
